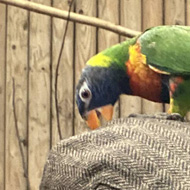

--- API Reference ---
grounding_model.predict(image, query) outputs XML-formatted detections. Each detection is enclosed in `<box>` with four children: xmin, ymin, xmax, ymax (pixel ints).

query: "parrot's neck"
<box><xmin>101</xmin><ymin>37</ymin><xmax>138</xmax><ymax>71</ymax></box>
<box><xmin>99</xmin><ymin>37</ymin><xmax>137</xmax><ymax>96</ymax></box>
<box><xmin>87</xmin><ymin>37</ymin><xmax>168</xmax><ymax>102</ymax></box>
<box><xmin>87</xmin><ymin>37</ymin><xmax>138</xmax><ymax>71</ymax></box>
<box><xmin>87</xmin><ymin>37</ymin><xmax>137</xmax><ymax>96</ymax></box>
<box><xmin>105</xmin><ymin>38</ymin><xmax>170</xmax><ymax>104</ymax></box>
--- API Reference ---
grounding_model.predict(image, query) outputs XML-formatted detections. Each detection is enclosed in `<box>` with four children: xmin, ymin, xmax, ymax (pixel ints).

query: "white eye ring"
<box><xmin>79</xmin><ymin>81</ymin><xmax>92</xmax><ymax>103</ymax></box>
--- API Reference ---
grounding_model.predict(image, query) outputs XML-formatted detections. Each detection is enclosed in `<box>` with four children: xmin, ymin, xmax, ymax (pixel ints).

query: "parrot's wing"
<box><xmin>139</xmin><ymin>25</ymin><xmax>190</xmax><ymax>75</ymax></box>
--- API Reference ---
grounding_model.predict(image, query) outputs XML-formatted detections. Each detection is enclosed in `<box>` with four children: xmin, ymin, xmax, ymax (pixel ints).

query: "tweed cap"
<box><xmin>40</xmin><ymin>114</ymin><xmax>190</xmax><ymax>190</ymax></box>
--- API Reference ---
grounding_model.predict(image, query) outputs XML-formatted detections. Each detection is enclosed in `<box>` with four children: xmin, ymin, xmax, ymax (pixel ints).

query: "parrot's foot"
<box><xmin>128</xmin><ymin>112</ymin><xmax>184</xmax><ymax>121</ymax></box>
<box><xmin>153</xmin><ymin>112</ymin><xmax>184</xmax><ymax>121</ymax></box>
<box><xmin>164</xmin><ymin>113</ymin><xmax>184</xmax><ymax>121</ymax></box>
<box><xmin>128</xmin><ymin>113</ymin><xmax>149</xmax><ymax>118</ymax></box>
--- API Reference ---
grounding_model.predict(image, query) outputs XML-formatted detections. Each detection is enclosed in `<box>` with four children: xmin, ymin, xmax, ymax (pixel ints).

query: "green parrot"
<box><xmin>76</xmin><ymin>25</ymin><xmax>190</xmax><ymax>129</ymax></box>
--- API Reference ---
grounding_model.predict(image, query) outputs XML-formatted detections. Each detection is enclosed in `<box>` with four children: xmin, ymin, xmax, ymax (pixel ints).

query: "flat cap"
<box><xmin>40</xmin><ymin>114</ymin><xmax>190</xmax><ymax>190</ymax></box>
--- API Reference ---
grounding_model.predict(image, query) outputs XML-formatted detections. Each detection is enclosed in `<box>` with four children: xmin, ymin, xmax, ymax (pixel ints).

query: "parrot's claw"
<box><xmin>154</xmin><ymin>112</ymin><xmax>184</xmax><ymax>121</ymax></box>
<box><xmin>128</xmin><ymin>113</ymin><xmax>145</xmax><ymax>118</ymax></box>
<box><xmin>128</xmin><ymin>112</ymin><xmax>184</xmax><ymax>121</ymax></box>
<box><xmin>164</xmin><ymin>113</ymin><xmax>184</xmax><ymax>121</ymax></box>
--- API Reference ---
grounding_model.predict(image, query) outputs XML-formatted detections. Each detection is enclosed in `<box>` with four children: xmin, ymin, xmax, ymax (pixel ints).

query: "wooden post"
<box><xmin>120</xmin><ymin>0</ymin><xmax>142</xmax><ymax>117</ymax></box>
<box><xmin>28</xmin><ymin>0</ymin><xmax>51</xmax><ymax>189</ymax></box>
<box><xmin>0</xmin><ymin>4</ymin><xmax>6</xmax><ymax>190</ymax></box>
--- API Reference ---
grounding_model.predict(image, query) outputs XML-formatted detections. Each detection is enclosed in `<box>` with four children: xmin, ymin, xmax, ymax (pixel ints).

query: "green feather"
<box><xmin>139</xmin><ymin>25</ymin><xmax>190</xmax><ymax>75</ymax></box>
<box><xmin>87</xmin><ymin>37</ymin><xmax>137</xmax><ymax>70</ymax></box>
<box><xmin>170</xmin><ymin>77</ymin><xmax>190</xmax><ymax>116</ymax></box>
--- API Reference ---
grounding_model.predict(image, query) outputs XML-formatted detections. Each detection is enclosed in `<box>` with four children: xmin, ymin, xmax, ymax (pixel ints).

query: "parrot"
<box><xmin>76</xmin><ymin>25</ymin><xmax>190</xmax><ymax>129</ymax></box>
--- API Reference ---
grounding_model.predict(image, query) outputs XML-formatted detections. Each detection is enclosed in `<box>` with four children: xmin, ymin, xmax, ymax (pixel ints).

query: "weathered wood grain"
<box><xmin>1</xmin><ymin>1</ymin><xmax>190</xmax><ymax>189</ymax></box>
<box><xmin>28</xmin><ymin>0</ymin><xmax>51</xmax><ymax>189</ymax></box>
<box><xmin>74</xmin><ymin>0</ymin><xmax>97</xmax><ymax>135</ymax></box>
<box><xmin>142</xmin><ymin>0</ymin><xmax>163</xmax><ymax>114</ymax></box>
<box><xmin>187</xmin><ymin>0</ymin><xmax>190</xmax><ymax>25</ymax></box>
<box><xmin>0</xmin><ymin>4</ymin><xmax>6</xmax><ymax>190</ymax></box>
<box><xmin>5</xmin><ymin>4</ymin><xmax>28</xmax><ymax>190</ymax></box>
<box><xmin>98</xmin><ymin>0</ymin><xmax>120</xmax><ymax>120</ymax></box>
<box><xmin>165</xmin><ymin>0</ymin><xmax>185</xmax><ymax>25</ymax></box>
<box><xmin>51</xmin><ymin>0</ymin><xmax>74</xmax><ymax>146</ymax></box>
<box><xmin>120</xmin><ymin>0</ymin><xmax>142</xmax><ymax>117</ymax></box>
<box><xmin>143</xmin><ymin>0</ymin><xmax>163</xmax><ymax>29</ymax></box>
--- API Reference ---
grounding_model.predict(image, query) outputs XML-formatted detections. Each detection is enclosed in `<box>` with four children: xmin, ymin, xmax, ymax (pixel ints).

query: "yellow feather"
<box><xmin>129</xmin><ymin>44</ymin><xmax>170</xmax><ymax>75</ymax></box>
<box><xmin>129</xmin><ymin>44</ymin><xmax>147</xmax><ymax>66</ymax></box>
<box><xmin>87</xmin><ymin>53</ymin><xmax>112</xmax><ymax>67</ymax></box>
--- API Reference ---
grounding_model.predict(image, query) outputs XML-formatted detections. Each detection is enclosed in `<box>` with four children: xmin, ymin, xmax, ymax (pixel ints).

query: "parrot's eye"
<box><xmin>81</xmin><ymin>89</ymin><xmax>91</xmax><ymax>99</ymax></box>
<box><xmin>79</xmin><ymin>81</ymin><xmax>92</xmax><ymax>102</ymax></box>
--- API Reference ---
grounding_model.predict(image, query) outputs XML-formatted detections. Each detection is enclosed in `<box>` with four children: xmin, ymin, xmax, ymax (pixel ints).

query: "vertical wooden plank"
<box><xmin>29</xmin><ymin>0</ymin><xmax>51</xmax><ymax>189</ymax></box>
<box><xmin>74</xmin><ymin>0</ymin><xmax>97</xmax><ymax>134</ymax></box>
<box><xmin>0</xmin><ymin>4</ymin><xmax>6</xmax><ymax>190</ymax></box>
<box><xmin>143</xmin><ymin>0</ymin><xmax>163</xmax><ymax>29</ymax></box>
<box><xmin>98</xmin><ymin>0</ymin><xmax>120</xmax><ymax>120</ymax></box>
<box><xmin>165</xmin><ymin>0</ymin><xmax>185</xmax><ymax>25</ymax></box>
<box><xmin>51</xmin><ymin>0</ymin><xmax>74</xmax><ymax>146</ymax></box>
<box><xmin>142</xmin><ymin>0</ymin><xmax>163</xmax><ymax>114</ymax></box>
<box><xmin>5</xmin><ymin>4</ymin><xmax>28</xmax><ymax>190</ymax></box>
<box><xmin>120</xmin><ymin>0</ymin><xmax>142</xmax><ymax>117</ymax></box>
<box><xmin>98</xmin><ymin>0</ymin><xmax>119</xmax><ymax>51</ymax></box>
<box><xmin>187</xmin><ymin>0</ymin><xmax>190</xmax><ymax>25</ymax></box>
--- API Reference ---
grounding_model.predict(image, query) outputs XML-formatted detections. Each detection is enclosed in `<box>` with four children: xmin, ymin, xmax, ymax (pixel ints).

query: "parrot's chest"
<box><xmin>126</xmin><ymin>44</ymin><xmax>163</xmax><ymax>102</ymax></box>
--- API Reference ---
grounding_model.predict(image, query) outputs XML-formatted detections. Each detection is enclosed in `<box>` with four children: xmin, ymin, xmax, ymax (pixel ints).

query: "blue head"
<box><xmin>76</xmin><ymin>66</ymin><xmax>130</xmax><ymax>129</ymax></box>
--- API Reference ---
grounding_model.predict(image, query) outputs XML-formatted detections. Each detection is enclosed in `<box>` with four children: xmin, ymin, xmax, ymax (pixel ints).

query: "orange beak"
<box><xmin>85</xmin><ymin>105</ymin><xmax>113</xmax><ymax>130</ymax></box>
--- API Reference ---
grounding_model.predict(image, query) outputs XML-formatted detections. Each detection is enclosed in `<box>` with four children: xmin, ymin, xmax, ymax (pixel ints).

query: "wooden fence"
<box><xmin>0</xmin><ymin>0</ymin><xmax>189</xmax><ymax>189</ymax></box>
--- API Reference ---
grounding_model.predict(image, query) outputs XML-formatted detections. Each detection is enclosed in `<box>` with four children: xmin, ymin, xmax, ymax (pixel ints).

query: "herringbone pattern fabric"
<box><xmin>40</xmin><ymin>114</ymin><xmax>190</xmax><ymax>190</ymax></box>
